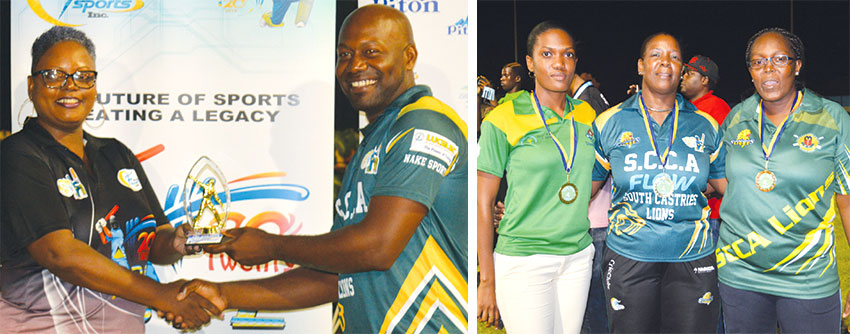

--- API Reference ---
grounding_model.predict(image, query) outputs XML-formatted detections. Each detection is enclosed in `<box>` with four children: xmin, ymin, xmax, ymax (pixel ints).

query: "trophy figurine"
<box><xmin>183</xmin><ymin>156</ymin><xmax>231</xmax><ymax>245</ymax></box>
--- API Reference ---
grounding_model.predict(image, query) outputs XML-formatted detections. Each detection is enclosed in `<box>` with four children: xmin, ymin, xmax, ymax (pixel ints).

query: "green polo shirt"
<box><xmin>498</xmin><ymin>90</ymin><xmax>526</xmax><ymax>105</ymax></box>
<box><xmin>479</xmin><ymin>91</ymin><xmax>594</xmax><ymax>256</ymax></box>
<box><xmin>717</xmin><ymin>89</ymin><xmax>850</xmax><ymax>299</ymax></box>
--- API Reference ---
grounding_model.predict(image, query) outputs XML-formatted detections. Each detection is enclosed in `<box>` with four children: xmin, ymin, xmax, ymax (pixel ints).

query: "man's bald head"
<box><xmin>336</xmin><ymin>5</ymin><xmax>418</xmax><ymax>120</ymax></box>
<box><xmin>340</xmin><ymin>4</ymin><xmax>414</xmax><ymax>46</ymax></box>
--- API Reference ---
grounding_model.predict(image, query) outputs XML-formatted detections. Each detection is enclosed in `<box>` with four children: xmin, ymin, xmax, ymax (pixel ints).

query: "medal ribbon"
<box><xmin>638</xmin><ymin>93</ymin><xmax>679</xmax><ymax>170</ymax></box>
<box><xmin>531</xmin><ymin>90</ymin><xmax>576</xmax><ymax>174</ymax></box>
<box><xmin>758</xmin><ymin>91</ymin><xmax>802</xmax><ymax>166</ymax></box>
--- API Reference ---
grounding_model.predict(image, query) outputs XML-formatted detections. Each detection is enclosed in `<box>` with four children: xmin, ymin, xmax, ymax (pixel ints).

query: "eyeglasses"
<box><xmin>34</xmin><ymin>69</ymin><xmax>98</xmax><ymax>89</ymax></box>
<box><xmin>747</xmin><ymin>55</ymin><xmax>797</xmax><ymax>70</ymax></box>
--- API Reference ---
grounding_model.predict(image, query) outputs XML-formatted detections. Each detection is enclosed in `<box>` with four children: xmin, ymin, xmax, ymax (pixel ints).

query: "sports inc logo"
<box><xmin>793</xmin><ymin>133</ymin><xmax>823</xmax><ymax>152</ymax></box>
<box><xmin>448</xmin><ymin>16</ymin><xmax>467</xmax><ymax>35</ymax></box>
<box><xmin>29</xmin><ymin>0</ymin><xmax>145</xmax><ymax>26</ymax></box>
<box><xmin>370</xmin><ymin>0</ymin><xmax>439</xmax><ymax>13</ymax></box>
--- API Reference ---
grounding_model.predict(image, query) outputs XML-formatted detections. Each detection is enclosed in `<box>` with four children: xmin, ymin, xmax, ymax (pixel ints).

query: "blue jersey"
<box><xmin>332</xmin><ymin>86</ymin><xmax>468</xmax><ymax>333</ymax></box>
<box><xmin>593</xmin><ymin>93</ymin><xmax>725</xmax><ymax>262</ymax></box>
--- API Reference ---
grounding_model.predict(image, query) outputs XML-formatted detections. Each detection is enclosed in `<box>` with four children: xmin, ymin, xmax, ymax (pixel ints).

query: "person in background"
<box><xmin>679</xmin><ymin>55</ymin><xmax>731</xmax><ymax>244</ymax></box>
<box><xmin>498</xmin><ymin>62</ymin><xmax>529</xmax><ymax>104</ymax></box>
<box><xmin>716</xmin><ymin>27</ymin><xmax>850</xmax><ymax>334</ymax></box>
<box><xmin>570</xmin><ymin>72</ymin><xmax>611</xmax><ymax>334</ymax></box>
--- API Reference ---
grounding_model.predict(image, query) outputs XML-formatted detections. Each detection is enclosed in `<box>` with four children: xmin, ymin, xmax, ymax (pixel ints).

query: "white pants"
<box><xmin>494</xmin><ymin>245</ymin><xmax>594</xmax><ymax>334</ymax></box>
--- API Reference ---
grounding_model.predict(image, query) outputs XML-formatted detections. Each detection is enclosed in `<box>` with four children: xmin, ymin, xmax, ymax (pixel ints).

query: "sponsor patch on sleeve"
<box><xmin>409</xmin><ymin>129</ymin><xmax>458</xmax><ymax>165</ymax></box>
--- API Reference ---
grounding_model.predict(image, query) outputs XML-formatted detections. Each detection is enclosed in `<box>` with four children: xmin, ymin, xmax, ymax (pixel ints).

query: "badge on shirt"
<box><xmin>730</xmin><ymin>129</ymin><xmax>754</xmax><ymax>147</ymax></box>
<box><xmin>682</xmin><ymin>133</ymin><xmax>705</xmax><ymax>153</ymax></box>
<box><xmin>57</xmin><ymin>167</ymin><xmax>88</xmax><ymax>199</ymax></box>
<box><xmin>410</xmin><ymin>129</ymin><xmax>458</xmax><ymax>165</ymax></box>
<box><xmin>360</xmin><ymin>146</ymin><xmax>381</xmax><ymax>175</ymax></box>
<box><xmin>117</xmin><ymin>168</ymin><xmax>143</xmax><ymax>192</ymax></box>
<box><xmin>793</xmin><ymin>133</ymin><xmax>822</xmax><ymax>152</ymax></box>
<box><xmin>617</xmin><ymin>131</ymin><xmax>640</xmax><ymax>148</ymax></box>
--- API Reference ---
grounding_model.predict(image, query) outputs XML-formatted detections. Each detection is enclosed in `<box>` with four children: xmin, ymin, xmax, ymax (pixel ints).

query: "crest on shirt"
<box><xmin>586</xmin><ymin>128</ymin><xmax>595</xmax><ymax>141</ymax></box>
<box><xmin>682</xmin><ymin>134</ymin><xmax>705</xmax><ymax>153</ymax></box>
<box><xmin>117</xmin><ymin>169</ymin><xmax>143</xmax><ymax>192</ymax></box>
<box><xmin>517</xmin><ymin>133</ymin><xmax>538</xmax><ymax>146</ymax></box>
<box><xmin>56</xmin><ymin>167</ymin><xmax>88</xmax><ymax>199</ymax></box>
<box><xmin>793</xmin><ymin>133</ymin><xmax>822</xmax><ymax>152</ymax></box>
<box><xmin>360</xmin><ymin>145</ymin><xmax>381</xmax><ymax>175</ymax></box>
<box><xmin>617</xmin><ymin>131</ymin><xmax>640</xmax><ymax>148</ymax></box>
<box><xmin>730</xmin><ymin>129</ymin><xmax>754</xmax><ymax>147</ymax></box>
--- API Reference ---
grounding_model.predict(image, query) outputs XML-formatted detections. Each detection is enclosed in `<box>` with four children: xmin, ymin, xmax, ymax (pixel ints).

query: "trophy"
<box><xmin>183</xmin><ymin>156</ymin><xmax>231</xmax><ymax>245</ymax></box>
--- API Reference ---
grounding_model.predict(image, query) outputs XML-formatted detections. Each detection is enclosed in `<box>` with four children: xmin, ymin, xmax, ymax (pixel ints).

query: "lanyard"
<box><xmin>531</xmin><ymin>90</ymin><xmax>576</xmax><ymax>174</ymax></box>
<box><xmin>757</xmin><ymin>91</ymin><xmax>802</xmax><ymax>166</ymax></box>
<box><xmin>638</xmin><ymin>93</ymin><xmax>679</xmax><ymax>170</ymax></box>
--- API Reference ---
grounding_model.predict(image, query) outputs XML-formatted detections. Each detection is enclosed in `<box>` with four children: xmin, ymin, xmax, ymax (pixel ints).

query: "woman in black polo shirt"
<box><xmin>0</xmin><ymin>26</ymin><xmax>221</xmax><ymax>332</ymax></box>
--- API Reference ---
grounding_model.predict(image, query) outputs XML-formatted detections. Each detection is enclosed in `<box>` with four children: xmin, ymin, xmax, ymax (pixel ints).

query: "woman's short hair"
<box><xmin>31</xmin><ymin>26</ymin><xmax>96</xmax><ymax>73</ymax></box>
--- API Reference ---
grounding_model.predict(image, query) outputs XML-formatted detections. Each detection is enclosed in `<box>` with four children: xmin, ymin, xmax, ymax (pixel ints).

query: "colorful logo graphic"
<box><xmin>586</xmin><ymin>128</ymin><xmax>595</xmax><ymax>141</ymax></box>
<box><xmin>682</xmin><ymin>133</ymin><xmax>705</xmax><ymax>153</ymax></box>
<box><xmin>117</xmin><ymin>168</ymin><xmax>143</xmax><ymax>192</ymax></box>
<box><xmin>56</xmin><ymin>167</ymin><xmax>88</xmax><ymax>199</ymax></box>
<box><xmin>731</xmin><ymin>129</ymin><xmax>754</xmax><ymax>147</ymax></box>
<box><xmin>609</xmin><ymin>202</ymin><xmax>646</xmax><ymax>236</ymax></box>
<box><xmin>28</xmin><ymin>0</ymin><xmax>145</xmax><ymax>26</ymax></box>
<box><xmin>793</xmin><ymin>133</ymin><xmax>823</xmax><ymax>152</ymax></box>
<box><xmin>361</xmin><ymin>146</ymin><xmax>381</xmax><ymax>175</ymax></box>
<box><xmin>610</xmin><ymin>298</ymin><xmax>625</xmax><ymax>311</ymax></box>
<box><xmin>617</xmin><ymin>131</ymin><xmax>640</xmax><ymax>148</ymax></box>
<box><xmin>698</xmin><ymin>292</ymin><xmax>714</xmax><ymax>305</ymax></box>
<box><xmin>448</xmin><ymin>16</ymin><xmax>467</xmax><ymax>35</ymax></box>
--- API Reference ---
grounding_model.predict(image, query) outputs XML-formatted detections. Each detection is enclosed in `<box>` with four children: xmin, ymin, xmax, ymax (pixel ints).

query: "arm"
<box><xmin>149</xmin><ymin>223</ymin><xmax>201</xmax><ymax>264</ymax></box>
<box><xmin>27</xmin><ymin>230</ymin><xmax>220</xmax><ymax>328</ymax></box>
<box><xmin>178</xmin><ymin>267</ymin><xmax>338</xmax><ymax>311</ymax></box>
<box><xmin>708</xmin><ymin>178</ymin><xmax>727</xmax><ymax>196</ymax></box>
<box><xmin>590</xmin><ymin>180</ymin><xmax>605</xmax><ymax>199</ymax></box>
<box><xmin>836</xmin><ymin>194</ymin><xmax>850</xmax><ymax>318</ymax></box>
<box><xmin>206</xmin><ymin>195</ymin><xmax>427</xmax><ymax>273</ymax></box>
<box><xmin>477</xmin><ymin>171</ymin><xmax>501</xmax><ymax>328</ymax></box>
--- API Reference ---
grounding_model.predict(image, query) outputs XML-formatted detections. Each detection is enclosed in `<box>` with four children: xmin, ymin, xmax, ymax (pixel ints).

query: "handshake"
<box><xmin>155</xmin><ymin>227</ymin><xmax>276</xmax><ymax>330</ymax></box>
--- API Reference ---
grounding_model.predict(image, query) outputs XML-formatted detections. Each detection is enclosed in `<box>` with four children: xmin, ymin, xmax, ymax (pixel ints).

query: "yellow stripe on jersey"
<box><xmin>595</xmin><ymin>151</ymin><xmax>611</xmax><ymax>171</ymax></box>
<box><xmin>399</xmin><ymin>96</ymin><xmax>468</xmax><ymax>139</ymax></box>
<box><xmin>593</xmin><ymin>102</ymin><xmax>624</xmax><ymax>131</ymax></box>
<box><xmin>839</xmin><ymin>145</ymin><xmax>850</xmax><ymax>195</ymax></box>
<box><xmin>387</xmin><ymin>127</ymin><xmax>415</xmax><ymax>153</ymax></box>
<box><xmin>483</xmin><ymin>96</ymin><xmax>596</xmax><ymax>147</ymax></box>
<box><xmin>406</xmin><ymin>278</ymin><xmax>467</xmax><ymax>334</ymax></box>
<box><xmin>679</xmin><ymin>206</ymin><xmax>710</xmax><ymax>258</ymax></box>
<box><xmin>379</xmin><ymin>236</ymin><xmax>468</xmax><ymax>334</ymax></box>
<box><xmin>764</xmin><ymin>199</ymin><xmax>837</xmax><ymax>274</ymax></box>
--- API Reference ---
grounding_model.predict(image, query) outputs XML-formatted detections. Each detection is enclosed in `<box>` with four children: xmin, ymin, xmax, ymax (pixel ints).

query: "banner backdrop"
<box><xmin>10</xmin><ymin>0</ymin><xmax>333</xmax><ymax>332</ymax></box>
<box><xmin>357</xmin><ymin>0</ymin><xmax>469</xmax><ymax>125</ymax></box>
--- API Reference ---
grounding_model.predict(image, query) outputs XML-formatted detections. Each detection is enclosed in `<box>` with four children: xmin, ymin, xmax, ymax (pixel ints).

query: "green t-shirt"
<box><xmin>478</xmin><ymin>91</ymin><xmax>594</xmax><ymax>256</ymax></box>
<box><xmin>717</xmin><ymin>89</ymin><xmax>850</xmax><ymax>299</ymax></box>
<box><xmin>498</xmin><ymin>90</ymin><xmax>525</xmax><ymax>105</ymax></box>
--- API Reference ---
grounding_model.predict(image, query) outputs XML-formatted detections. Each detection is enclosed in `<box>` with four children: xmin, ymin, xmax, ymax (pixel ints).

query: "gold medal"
<box><xmin>755</xmin><ymin>170</ymin><xmax>776</xmax><ymax>192</ymax></box>
<box><xmin>559</xmin><ymin>182</ymin><xmax>578</xmax><ymax>204</ymax></box>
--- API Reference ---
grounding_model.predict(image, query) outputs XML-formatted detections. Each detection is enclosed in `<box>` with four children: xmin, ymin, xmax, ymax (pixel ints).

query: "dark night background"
<box><xmin>477</xmin><ymin>0</ymin><xmax>850</xmax><ymax>109</ymax></box>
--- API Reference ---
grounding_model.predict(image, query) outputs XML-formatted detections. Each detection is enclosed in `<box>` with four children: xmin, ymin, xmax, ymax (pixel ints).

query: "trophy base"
<box><xmin>186</xmin><ymin>233</ymin><xmax>226</xmax><ymax>245</ymax></box>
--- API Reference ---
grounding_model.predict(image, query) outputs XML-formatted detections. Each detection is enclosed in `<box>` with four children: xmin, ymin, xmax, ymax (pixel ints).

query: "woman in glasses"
<box><xmin>591</xmin><ymin>32</ymin><xmax>725</xmax><ymax>332</ymax></box>
<box><xmin>715</xmin><ymin>27</ymin><xmax>850</xmax><ymax>333</ymax></box>
<box><xmin>0</xmin><ymin>26</ymin><xmax>220</xmax><ymax>333</ymax></box>
<box><xmin>478</xmin><ymin>21</ymin><xmax>598</xmax><ymax>333</ymax></box>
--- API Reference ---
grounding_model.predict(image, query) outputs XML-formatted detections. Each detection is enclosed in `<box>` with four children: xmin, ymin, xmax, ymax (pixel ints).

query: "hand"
<box><xmin>477</xmin><ymin>280</ymin><xmax>501</xmax><ymax>329</ymax></box>
<box><xmin>626</xmin><ymin>84</ymin><xmax>639</xmax><ymax>95</ymax></box>
<box><xmin>843</xmin><ymin>290</ymin><xmax>850</xmax><ymax>318</ymax></box>
<box><xmin>493</xmin><ymin>201</ymin><xmax>505</xmax><ymax>230</ymax></box>
<box><xmin>174</xmin><ymin>223</ymin><xmax>203</xmax><ymax>256</ymax></box>
<box><xmin>155</xmin><ymin>280</ymin><xmax>222</xmax><ymax>330</ymax></box>
<box><xmin>204</xmin><ymin>228</ymin><xmax>275</xmax><ymax>266</ymax></box>
<box><xmin>177</xmin><ymin>279</ymin><xmax>227</xmax><ymax>311</ymax></box>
